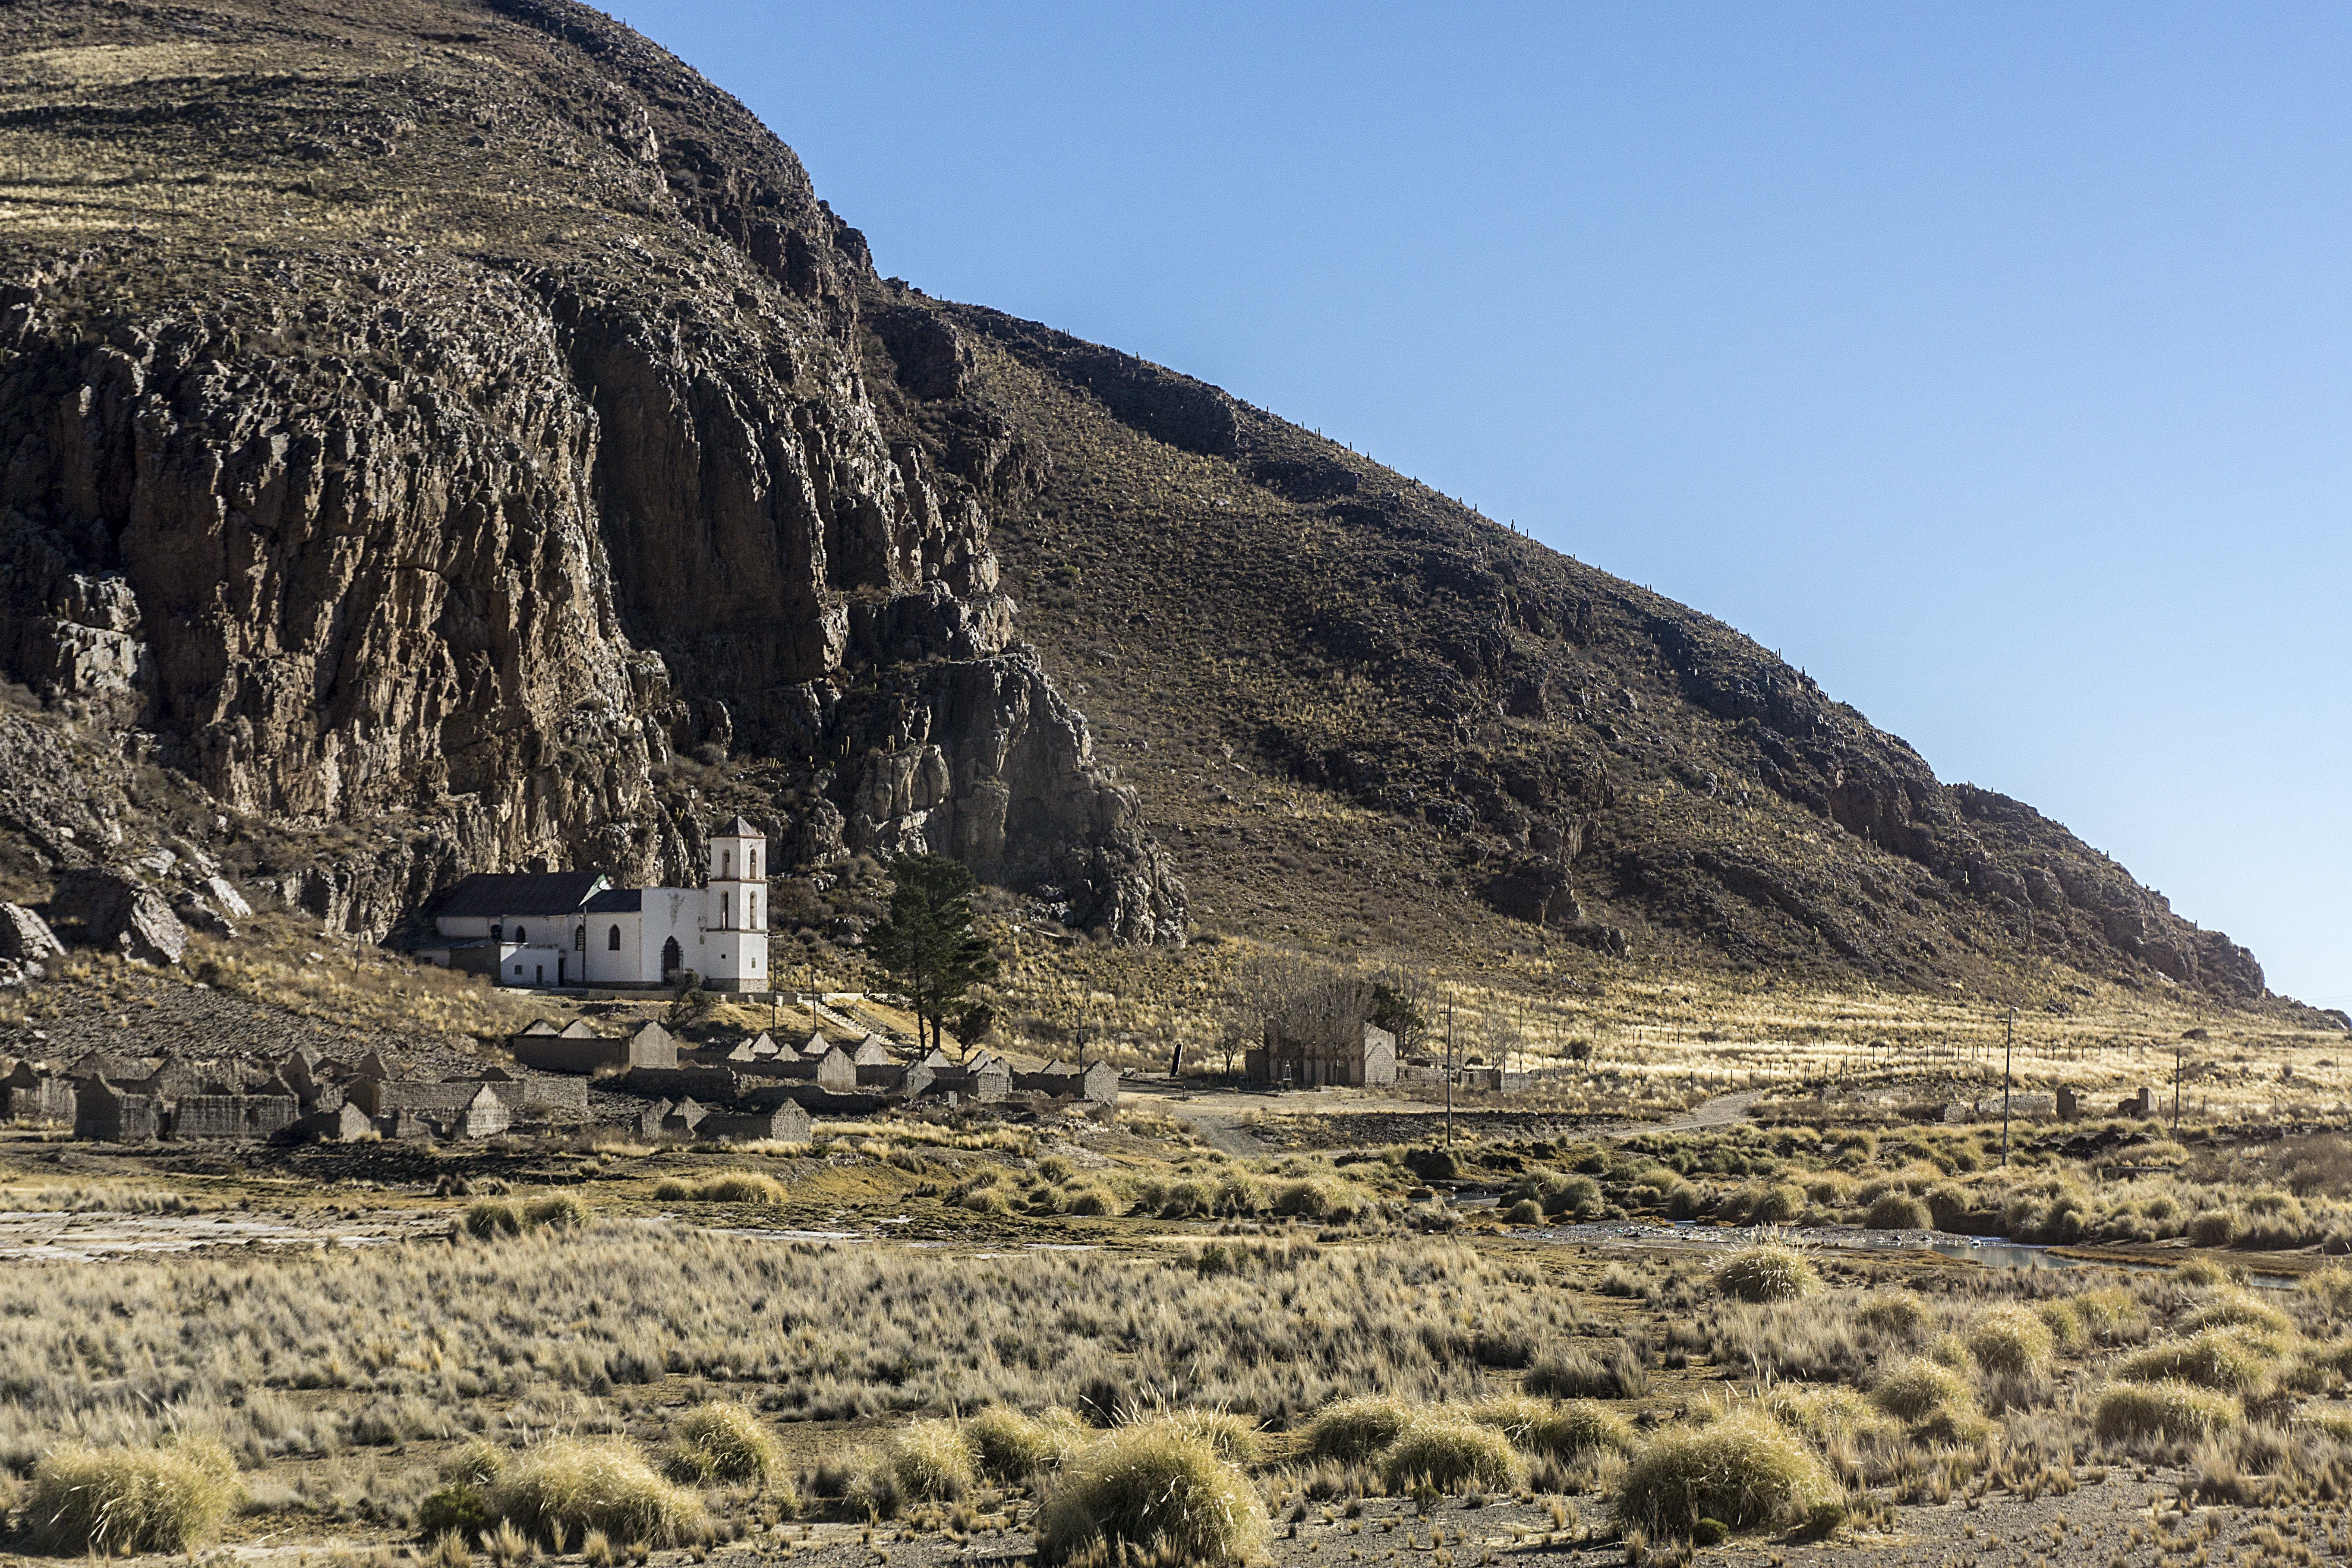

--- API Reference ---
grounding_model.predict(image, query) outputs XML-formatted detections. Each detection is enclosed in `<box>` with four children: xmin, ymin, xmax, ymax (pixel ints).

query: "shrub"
<box><xmin>2118</xmin><ymin>1331</ymin><xmax>2278</xmax><ymax>1393</ymax></box>
<box><xmin>1870</xmin><ymin>1359</ymin><xmax>1974</xmax><ymax>1425</ymax></box>
<box><xmin>523</xmin><ymin>1193</ymin><xmax>590</xmax><ymax>1230</ymax></box>
<box><xmin>28</xmin><ymin>1440</ymin><xmax>240</xmax><ymax>1555</ymax></box>
<box><xmin>964</xmin><ymin>1406</ymin><xmax>1083</xmax><ymax>1483</ymax></box>
<box><xmin>1757</xmin><ymin>1386</ymin><xmax>1886</xmax><ymax>1446</ymax></box>
<box><xmin>2175</xmin><ymin>1258</ymin><xmax>2238</xmax><ymax>1288</ymax></box>
<box><xmin>1967</xmin><ymin>1306</ymin><xmax>2056</xmax><ymax>1377</ymax></box>
<box><xmin>2188</xmin><ymin>1210</ymin><xmax>2241</xmax><ymax>1247</ymax></box>
<box><xmin>2184</xmin><ymin>1293</ymin><xmax>2292</xmax><ymax>1338</ymax></box>
<box><xmin>1036</xmin><ymin>1424</ymin><xmax>1267</xmax><ymax>1566</ymax></box>
<box><xmin>1524</xmin><ymin>1343</ymin><xmax>1645</xmax><ymax>1399</ymax></box>
<box><xmin>1854</xmin><ymin>1291</ymin><xmax>1930</xmax><ymax>1336</ymax></box>
<box><xmin>488</xmin><ymin>1439</ymin><xmax>704</xmax><ymax>1546</ymax></box>
<box><xmin>1504</xmin><ymin>1199</ymin><xmax>1544</xmax><ymax>1225</ymax></box>
<box><xmin>444</xmin><ymin>1439</ymin><xmax>504</xmax><ymax>1486</ymax></box>
<box><xmin>2304</xmin><ymin>1264</ymin><xmax>2352</xmax><ymax>1315</ymax></box>
<box><xmin>1471</xmin><ymin>1397</ymin><xmax>1635</xmax><ymax>1458</ymax></box>
<box><xmin>1614</xmin><ymin>1410</ymin><xmax>1835</xmax><ymax>1533</ymax></box>
<box><xmin>1710</xmin><ymin>1244</ymin><xmax>1819</xmax><ymax>1303</ymax></box>
<box><xmin>662</xmin><ymin>1403</ymin><xmax>777</xmax><ymax>1484</ymax></box>
<box><xmin>1663</xmin><ymin>1182</ymin><xmax>1703</xmax><ymax>1220</ymax></box>
<box><xmin>1304</xmin><ymin>1394</ymin><xmax>1414</xmax><ymax>1463</ymax></box>
<box><xmin>465</xmin><ymin>1199</ymin><xmax>522</xmax><ymax>1239</ymax></box>
<box><xmin>2093</xmin><ymin>1381</ymin><xmax>2240</xmax><ymax>1442</ymax></box>
<box><xmin>2035</xmin><ymin>1299</ymin><xmax>2087</xmax><ymax>1351</ymax></box>
<box><xmin>1865</xmin><ymin>1192</ymin><xmax>1932</xmax><ymax>1230</ymax></box>
<box><xmin>697</xmin><ymin>1171</ymin><xmax>785</xmax><ymax>1205</ymax></box>
<box><xmin>1378</xmin><ymin>1419</ymin><xmax>1519</xmax><ymax>1493</ymax></box>
<box><xmin>1059</xmin><ymin>1184</ymin><xmax>1118</xmax><ymax>1216</ymax></box>
<box><xmin>890</xmin><ymin>1420</ymin><xmax>976</xmax><ymax>1502</ymax></box>
<box><xmin>419</xmin><ymin>1483</ymin><xmax>492</xmax><ymax>1537</ymax></box>
<box><xmin>1163</xmin><ymin>1410</ymin><xmax>1262</xmax><ymax>1467</ymax></box>
<box><xmin>2065</xmin><ymin>1287</ymin><xmax>2140</xmax><ymax>1341</ymax></box>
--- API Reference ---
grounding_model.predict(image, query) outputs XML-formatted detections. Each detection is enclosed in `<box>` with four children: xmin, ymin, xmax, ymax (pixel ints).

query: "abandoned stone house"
<box><xmin>418</xmin><ymin>819</ymin><xmax>772</xmax><ymax>992</ymax></box>
<box><xmin>510</xmin><ymin>1019</ymin><xmax>679</xmax><ymax>1076</ymax></box>
<box><xmin>635</xmin><ymin>1095</ymin><xmax>813</xmax><ymax>1145</ymax></box>
<box><xmin>1244</xmin><ymin>1023</ymin><xmax>1398</xmax><ymax>1089</ymax></box>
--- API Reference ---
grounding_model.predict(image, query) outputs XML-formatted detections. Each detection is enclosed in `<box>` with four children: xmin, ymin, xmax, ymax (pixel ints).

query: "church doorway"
<box><xmin>661</xmin><ymin>937</ymin><xmax>683</xmax><ymax>980</ymax></box>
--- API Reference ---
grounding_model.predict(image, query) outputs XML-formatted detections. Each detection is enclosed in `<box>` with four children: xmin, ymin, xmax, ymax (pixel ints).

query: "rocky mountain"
<box><xmin>0</xmin><ymin>0</ymin><xmax>1182</xmax><ymax>946</ymax></box>
<box><xmin>0</xmin><ymin>0</ymin><xmax>2299</xmax><ymax>1012</ymax></box>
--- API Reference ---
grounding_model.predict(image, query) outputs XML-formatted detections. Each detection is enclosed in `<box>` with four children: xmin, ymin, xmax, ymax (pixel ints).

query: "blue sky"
<box><xmin>625</xmin><ymin>2</ymin><xmax>2351</xmax><ymax>1013</ymax></box>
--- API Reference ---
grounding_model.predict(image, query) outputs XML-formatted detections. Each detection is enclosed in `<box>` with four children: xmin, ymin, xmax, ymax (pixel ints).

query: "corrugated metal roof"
<box><xmin>433</xmin><ymin>871</ymin><xmax>608</xmax><ymax>919</ymax></box>
<box><xmin>583</xmin><ymin>887</ymin><xmax>643</xmax><ymax>913</ymax></box>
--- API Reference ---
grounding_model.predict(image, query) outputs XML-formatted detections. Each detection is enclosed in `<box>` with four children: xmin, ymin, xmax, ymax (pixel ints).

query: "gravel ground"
<box><xmin>1</xmin><ymin>969</ymin><xmax>481</xmax><ymax>1076</ymax></box>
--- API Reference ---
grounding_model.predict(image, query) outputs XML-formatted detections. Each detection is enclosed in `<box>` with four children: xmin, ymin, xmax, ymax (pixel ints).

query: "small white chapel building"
<box><xmin>418</xmin><ymin>817</ymin><xmax>770</xmax><ymax>992</ymax></box>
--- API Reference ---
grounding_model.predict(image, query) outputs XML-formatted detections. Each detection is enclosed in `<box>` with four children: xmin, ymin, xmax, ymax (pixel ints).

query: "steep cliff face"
<box><xmin>0</xmin><ymin>0</ymin><xmax>1184</xmax><ymax>944</ymax></box>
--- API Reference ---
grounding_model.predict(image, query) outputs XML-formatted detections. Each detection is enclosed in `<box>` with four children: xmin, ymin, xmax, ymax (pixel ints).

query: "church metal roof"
<box><xmin>583</xmin><ymin>888</ymin><xmax>643</xmax><ymax>914</ymax></box>
<box><xmin>714</xmin><ymin>815</ymin><xmax>761</xmax><ymax>838</ymax></box>
<box><xmin>432</xmin><ymin>871</ymin><xmax>609</xmax><ymax>919</ymax></box>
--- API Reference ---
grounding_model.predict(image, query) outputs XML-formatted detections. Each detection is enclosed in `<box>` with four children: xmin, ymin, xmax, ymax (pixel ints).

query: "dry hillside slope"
<box><xmin>0</xmin><ymin>0</ymin><xmax>2322</xmax><ymax>1026</ymax></box>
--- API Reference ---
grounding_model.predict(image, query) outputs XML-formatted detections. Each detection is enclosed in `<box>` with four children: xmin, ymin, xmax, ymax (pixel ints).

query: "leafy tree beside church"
<box><xmin>866</xmin><ymin>854</ymin><xmax>1000</xmax><ymax>1057</ymax></box>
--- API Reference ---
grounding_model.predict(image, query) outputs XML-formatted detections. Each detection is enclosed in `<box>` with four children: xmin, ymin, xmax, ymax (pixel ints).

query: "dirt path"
<box><xmin>1137</xmin><ymin>1085</ymin><xmax>1762</xmax><ymax>1158</ymax></box>
<box><xmin>1590</xmin><ymin>1087</ymin><xmax>1764</xmax><ymax>1140</ymax></box>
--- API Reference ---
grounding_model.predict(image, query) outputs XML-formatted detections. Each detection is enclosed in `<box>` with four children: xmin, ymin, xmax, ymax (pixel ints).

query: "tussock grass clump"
<box><xmin>467</xmin><ymin>1196</ymin><xmax>589</xmax><ymax>1240</ymax></box>
<box><xmin>1470</xmin><ymin>1397</ymin><xmax>1635</xmax><ymax>1458</ymax></box>
<box><xmin>1853</xmin><ymin>1290</ymin><xmax>1931</xmax><ymax>1336</ymax></box>
<box><xmin>1870</xmin><ymin>1359</ymin><xmax>1974</xmax><ymax>1425</ymax></box>
<box><xmin>489</xmin><ymin>1439</ymin><xmax>704</xmax><ymax>1546</ymax></box>
<box><xmin>2035</xmin><ymin>1299</ymin><xmax>2087</xmax><ymax>1350</ymax></box>
<box><xmin>522</xmin><ymin>1194</ymin><xmax>590</xmax><ymax>1230</ymax></box>
<box><xmin>1758</xmin><ymin>1386</ymin><xmax>1888</xmax><ymax>1446</ymax></box>
<box><xmin>1036</xmin><ymin>1424</ymin><xmax>1267</xmax><ymax>1566</ymax></box>
<box><xmin>1304</xmin><ymin>1395</ymin><xmax>1414</xmax><ymax>1463</ymax></box>
<box><xmin>464</xmin><ymin>1199</ymin><xmax>523</xmax><ymax>1239</ymax></box>
<box><xmin>1614</xmin><ymin>1410</ymin><xmax>1835</xmax><ymax>1533</ymax></box>
<box><xmin>1864</xmin><ymin>1192</ymin><xmax>1932</xmax><ymax>1230</ymax></box>
<box><xmin>2302</xmin><ymin>1264</ymin><xmax>2352</xmax><ymax>1315</ymax></box>
<box><xmin>28</xmin><ymin>1440</ymin><xmax>239</xmax><ymax>1555</ymax></box>
<box><xmin>889</xmin><ymin>1420</ymin><xmax>976</xmax><ymax>1502</ymax></box>
<box><xmin>1161</xmin><ymin>1410</ymin><xmax>1262</xmax><ymax>1467</ymax></box>
<box><xmin>2184</xmin><ymin>1292</ymin><xmax>2293</xmax><ymax>1338</ymax></box>
<box><xmin>2093</xmin><ymin>1380</ymin><xmax>2240</xmax><ymax>1442</ymax></box>
<box><xmin>1378</xmin><ymin>1418</ymin><xmax>1519</xmax><ymax>1493</ymax></box>
<box><xmin>1709</xmin><ymin>1243</ymin><xmax>1819</xmax><ymax>1304</ymax></box>
<box><xmin>2118</xmin><ymin>1331</ymin><xmax>2279</xmax><ymax>1393</ymax></box>
<box><xmin>1967</xmin><ymin>1306</ymin><xmax>2056</xmax><ymax>1377</ymax></box>
<box><xmin>963</xmin><ymin>1406</ymin><xmax>1084</xmax><ymax>1483</ymax></box>
<box><xmin>653</xmin><ymin>1170</ymin><xmax>785</xmax><ymax>1204</ymax></box>
<box><xmin>660</xmin><ymin>1403</ymin><xmax>777</xmax><ymax>1484</ymax></box>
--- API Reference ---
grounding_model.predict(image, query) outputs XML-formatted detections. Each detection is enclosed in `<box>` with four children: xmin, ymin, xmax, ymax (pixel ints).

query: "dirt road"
<box><xmin>1136</xmin><ymin>1086</ymin><xmax>1762</xmax><ymax>1157</ymax></box>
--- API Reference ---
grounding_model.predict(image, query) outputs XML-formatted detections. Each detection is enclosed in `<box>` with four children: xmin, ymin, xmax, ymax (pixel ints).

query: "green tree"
<box><xmin>865</xmin><ymin>853</ymin><xmax>1000</xmax><ymax>1055</ymax></box>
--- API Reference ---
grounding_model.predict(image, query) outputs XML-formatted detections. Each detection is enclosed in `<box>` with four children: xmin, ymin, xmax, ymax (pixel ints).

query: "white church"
<box><xmin>418</xmin><ymin>817</ymin><xmax>770</xmax><ymax>992</ymax></box>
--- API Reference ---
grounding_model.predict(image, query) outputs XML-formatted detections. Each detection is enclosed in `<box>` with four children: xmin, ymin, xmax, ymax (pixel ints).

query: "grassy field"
<box><xmin>5</xmin><ymin>1047</ymin><xmax>2352</xmax><ymax>1564</ymax></box>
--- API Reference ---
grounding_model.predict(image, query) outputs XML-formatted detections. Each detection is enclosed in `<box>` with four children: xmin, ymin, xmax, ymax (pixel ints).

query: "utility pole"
<box><xmin>1445</xmin><ymin>994</ymin><xmax>1455</xmax><ymax>1148</ymax></box>
<box><xmin>2001</xmin><ymin>1008</ymin><xmax>2015</xmax><ymax>1169</ymax></box>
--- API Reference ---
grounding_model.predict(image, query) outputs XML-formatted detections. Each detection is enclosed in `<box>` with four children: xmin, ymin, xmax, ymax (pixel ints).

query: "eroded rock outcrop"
<box><xmin>0</xmin><ymin>0</ymin><xmax>1184</xmax><ymax>944</ymax></box>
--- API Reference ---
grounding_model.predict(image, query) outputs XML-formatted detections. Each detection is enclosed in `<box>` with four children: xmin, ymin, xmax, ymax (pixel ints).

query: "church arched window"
<box><xmin>574</xmin><ymin>927</ymin><xmax>585</xmax><ymax>951</ymax></box>
<box><xmin>514</xmin><ymin>925</ymin><xmax>526</xmax><ymax>943</ymax></box>
<box><xmin>749</xmin><ymin>848</ymin><xmax>758</xmax><ymax>879</ymax></box>
<box><xmin>721</xmin><ymin>892</ymin><xmax>731</xmax><ymax>928</ymax></box>
<box><xmin>722</xmin><ymin>850</ymin><xmax>732</xmax><ymax>879</ymax></box>
<box><xmin>608</xmin><ymin>925</ymin><xmax>621</xmax><ymax>951</ymax></box>
<box><xmin>490</xmin><ymin>924</ymin><xmax>502</xmax><ymax>943</ymax></box>
<box><xmin>750</xmin><ymin>891</ymin><xmax>759</xmax><ymax>926</ymax></box>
